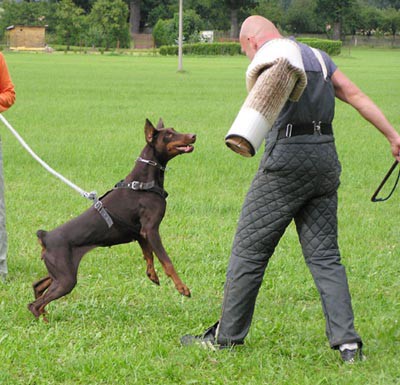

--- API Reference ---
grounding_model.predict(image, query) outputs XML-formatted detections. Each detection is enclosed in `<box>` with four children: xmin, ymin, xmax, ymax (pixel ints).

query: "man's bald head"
<box><xmin>239</xmin><ymin>16</ymin><xmax>282</xmax><ymax>60</ymax></box>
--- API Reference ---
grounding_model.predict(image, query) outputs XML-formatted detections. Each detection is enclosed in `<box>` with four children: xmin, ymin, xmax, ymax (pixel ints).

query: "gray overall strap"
<box><xmin>311</xmin><ymin>48</ymin><xmax>327</xmax><ymax>80</ymax></box>
<box><xmin>93</xmin><ymin>199</ymin><xmax>114</xmax><ymax>228</ymax></box>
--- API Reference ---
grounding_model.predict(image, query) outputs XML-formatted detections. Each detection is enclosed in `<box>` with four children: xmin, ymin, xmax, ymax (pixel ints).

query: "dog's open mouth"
<box><xmin>176</xmin><ymin>145</ymin><xmax>194</xmax><ymax>153</ymax></box>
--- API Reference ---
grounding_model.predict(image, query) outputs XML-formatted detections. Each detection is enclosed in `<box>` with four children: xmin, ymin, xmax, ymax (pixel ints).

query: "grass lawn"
<box><xmin>0</xmin><ymin>48</ymin><xmax>399</xmax><ymax>384</ymax></box>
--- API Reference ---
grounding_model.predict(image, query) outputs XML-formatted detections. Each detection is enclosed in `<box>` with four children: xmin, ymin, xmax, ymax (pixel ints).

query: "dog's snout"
<box><xmin>189</xmin><ymin>134</ymin><xmax>196</xmax><ymax>142</ymax></box>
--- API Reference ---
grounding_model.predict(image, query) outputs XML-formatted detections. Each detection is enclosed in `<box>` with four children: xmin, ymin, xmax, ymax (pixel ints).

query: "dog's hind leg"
<box><xmin>28</xmin><ymin>273</ymin><xmax>78</xmax><ymax>322</ymax></box>
<box><xmin>32</xmin><ymin>276</ymin><xmax>52</xmax><ymax>299</ymax></box>
<box><xmin>138</xmin><ymin>237</ymin><xmax>160</xmax><ymax>285</ymax></box>
<box><xmin>28</xmin><ymin>247</ymin><xmax>84</xmax><ymax>321</ymax></box>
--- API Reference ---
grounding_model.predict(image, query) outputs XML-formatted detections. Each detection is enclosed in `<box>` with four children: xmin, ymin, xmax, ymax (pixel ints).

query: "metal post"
<box><xmin>178</xmin><ymin>0</ymin><xmax>183</xmax><ymax>72</ymax></box>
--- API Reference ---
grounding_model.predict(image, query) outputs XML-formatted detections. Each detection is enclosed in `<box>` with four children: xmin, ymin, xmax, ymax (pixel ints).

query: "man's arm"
<box><xmin>331</xmin><ymin>68</ymin><xmax>400</xmax><ymax>162</ymax></box>
<box><xmin>0</xmin><ymin>53</ymin><xmax>16</xmax><ymax>113</ymax></box>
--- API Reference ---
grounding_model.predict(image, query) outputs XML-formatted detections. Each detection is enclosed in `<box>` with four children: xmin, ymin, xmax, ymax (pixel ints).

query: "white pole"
<box><xmin>178</xmin><ymin>0</ymin><xmax>183</xmax><ymax>72</ymax></box>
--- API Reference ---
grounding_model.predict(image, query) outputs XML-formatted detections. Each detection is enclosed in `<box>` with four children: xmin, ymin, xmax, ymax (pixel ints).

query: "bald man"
<box><xmin>182</xmin><ymin>16</ymin><xmax>400</xmax><ymax>363</ymax></box>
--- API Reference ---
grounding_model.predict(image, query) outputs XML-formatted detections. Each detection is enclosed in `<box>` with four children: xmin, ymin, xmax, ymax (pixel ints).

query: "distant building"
<box><xmin>200</xmin><ymin>31</ymin><xmax>214</xmax><ymax>43</ymax></box>
<box><xmin>6</xmin><ymin>25</ymin><xmax>46</xmax><ymax>50</ymax></box>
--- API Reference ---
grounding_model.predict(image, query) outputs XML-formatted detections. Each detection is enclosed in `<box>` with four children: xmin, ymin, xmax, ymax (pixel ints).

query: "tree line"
<box><xmin>0</xmin><ymin>0</ymin><xmax>399</xmax><ymax>49</ymax></box>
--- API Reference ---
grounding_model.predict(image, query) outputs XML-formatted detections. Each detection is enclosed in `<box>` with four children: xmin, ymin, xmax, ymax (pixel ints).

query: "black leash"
<box><xmin>371</xmin><ymin>160</ymin><xmax>400</xmax><ymax>202</ymax></box>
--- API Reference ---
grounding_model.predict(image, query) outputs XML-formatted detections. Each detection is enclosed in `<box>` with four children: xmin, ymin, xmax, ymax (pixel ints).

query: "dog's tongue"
<box><xmin>178</xmin><ymin>145</ymin><xmax>194</xmax><ymax>153</ymax></box>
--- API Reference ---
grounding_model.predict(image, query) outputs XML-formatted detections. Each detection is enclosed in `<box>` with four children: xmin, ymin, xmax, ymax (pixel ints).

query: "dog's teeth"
<box><xmin>176</xmin><ymin>145</ymin><xmax>194</xmax><ymax>153</ymax></box>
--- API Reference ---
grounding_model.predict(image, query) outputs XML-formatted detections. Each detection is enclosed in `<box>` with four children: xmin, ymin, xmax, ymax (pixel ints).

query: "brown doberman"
<box><xmin>28</xmin><ymin>119</ymin><xmax>196</xmax><ymax>321</ymax></box>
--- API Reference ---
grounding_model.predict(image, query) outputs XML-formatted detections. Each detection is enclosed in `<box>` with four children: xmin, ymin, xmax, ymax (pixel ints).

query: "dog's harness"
<box><xmin>93</xmin><ymin>199</ymin><xmax>114</xmax><ymax>228</ymax></box>
<box><xmin>93</xmin><ymin>157</ymin><xmax>168</xmax><ymax>228</ymax></box>
<box><xmin>114</xmin><ymin>180</ymin><xmax>168</xmax><ymax>199</ymax></box>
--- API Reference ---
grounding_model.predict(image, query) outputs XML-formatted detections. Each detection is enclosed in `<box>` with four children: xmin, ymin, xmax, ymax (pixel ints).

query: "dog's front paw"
<box><xmin>178</xmin><ymin>284</ymin><xmax>191</xmax><ymax>298</ymax></box>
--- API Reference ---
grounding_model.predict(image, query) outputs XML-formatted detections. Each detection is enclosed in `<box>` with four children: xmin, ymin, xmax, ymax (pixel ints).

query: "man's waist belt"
<box><xmin>277</xmin><ymin>122</ymin><xmax>333</xmax><ymax>139</ymax></box>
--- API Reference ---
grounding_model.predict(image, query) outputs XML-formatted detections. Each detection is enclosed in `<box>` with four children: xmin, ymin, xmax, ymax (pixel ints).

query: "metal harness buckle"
<box><xmin>130</xmin><ymin>181</ymin><xmax>141</xmax><ymax>190</ymax></box>
<box><xmin>94</xmin><ymin>200</ymin><xmax>103</xmax><ymax>210</ymax></box>
<box><xmin>285</xmin><ymin>124</ymin><xmax>293</xmax><ymax>138</ymax></box>
<box><xmin>93</xmin><ymin>200</ymin><xmax>113</xmax><ymax>228</ymax></box>
<box><xmin>136</xmin><ymin>157</ymin><xmax>167</xmax><ymax>171</ymax></box>
<box><xmin>313</xmin><ymin>121</ymin><xmax>322</xmax><ymax>135</ymax></box>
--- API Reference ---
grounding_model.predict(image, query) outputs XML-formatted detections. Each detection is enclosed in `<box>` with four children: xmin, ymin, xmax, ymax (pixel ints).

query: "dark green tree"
<box><xmin>359</xmin><ymin>5</ymin><xmax>384</xmax><ymax>32</ymax></box>
<box><xmin>224</xmin><ymin>0</ymin><xmax>257</xmax><ymax>38</ymax></box>
<box><xmin>55</xmin><ymin>0</ymin><xmax>86</xmax><ymax>49</ymax></box>
<box><xmin>183</xmin><ymin>0</ymin><xmax>228</xmax><ymax>30</ymax></box>
<box><xmin>152</xmin><ymin>18</ymin><xmax>175</xmax><ymax>46</ymax></box>
<box><xmin>173</xmin><ymin>8</ymin><xmax>203</xmax><ymax>41</ymax></box>
<box><xmin>152</xmin><ymin>8</ymin><xmax>203</xmax><ymax>47</ymax></box>
<box><xmin>0</xmin><ymin>0</ymin><xmax>57</xmax><ymax>37</ymax></box>
<box><xmin>253</xmin><ymin>0</ymin><xmax>285</xmax><ymax>28</ymax></box>
<box><xmin>316</xmin><ymin>0</ymin><xmax>357</xmax><ymax>39</ymax></box>
<box><xmin>128</xmin><ymin>0</ymin><xmax>141</xmax><ymax>35</ymax></box>
<box><xmin>87</xmin><ymin>0</ymin><xmax>130</xmax><ymax>49</ymax></box>
<box><xmin>143</xmin><ymin>0</ymin><xmax>178</xmax><ymax>29</ymax></box>
<box><xmin>71</xmin><ymin>0</ymin><xmax>96</xmax><ymax>13</ymax></box>
<box><xmin>128</xmin><ymin>0</ymin><xmax>176</xmax><ymax>34</ymax></box>
<box><xmin>382</xmin><ymin>6</ymin><xmax>400</xmax><ymax>38</ymax></box>
<box><xmin>359</xmin><ymin>0</ymin><xmax>400</xmax><ymax>9</ymax></box>
<box><xmin>283</xmin><ymin>0</ymin><xmax>322</xmax><ymax>33</ymax></box>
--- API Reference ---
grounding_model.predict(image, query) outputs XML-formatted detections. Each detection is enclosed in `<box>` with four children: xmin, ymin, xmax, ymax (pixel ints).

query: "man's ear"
<box><xmin>156</xmin><ymin>118</ymin><xmax>164</xmax><ymax>130</ymax></box>
<box><xmin>144</xmin><ymin>119</ymin><xmax>156</xmax><ymax>145</ymax></box>
<box><xmin>248</xmin><ymin>36</ymin><xmax>258</xmax><ymax>51</ymax></box>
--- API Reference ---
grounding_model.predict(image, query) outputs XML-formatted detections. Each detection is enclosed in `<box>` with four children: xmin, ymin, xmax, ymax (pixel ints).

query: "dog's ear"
<box><xmin>144</xmin><ymin>119</ymin><xmax>157</xmax><ymax>145</ymax></box>
<box><xmin>156</xmin><ymin>118</ymin><xmax>165</xmax><ymax>130</ymax></box>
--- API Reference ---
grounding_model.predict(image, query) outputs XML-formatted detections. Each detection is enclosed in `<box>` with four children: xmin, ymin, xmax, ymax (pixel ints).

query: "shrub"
<box><xmin>159</xmin><ymin>38</ymin><xmax>342</xmax><ymax>56</ymax></box>
<box><xmin>159</xmin><ymin>42</ymin><xmax>242</xmax><ymax>56</ymax></box>
<box><xmin>297</xmin><ymin>38</ymin><xmax>342</xmax><ymax>55</ymax></box>
<box><xmin>153</xmin><ymin>19</ymin><xmax>175</xmax><ymax>47</ymax></box>
<box><xmin>172</xmin><ymin>9</ymin><xmax>203</xmax><ymax>43</ymax></box>
<box><xmin>153</xmin><ymin>10</ymin><xmax>204</xmax><ymax>48</ymax></box>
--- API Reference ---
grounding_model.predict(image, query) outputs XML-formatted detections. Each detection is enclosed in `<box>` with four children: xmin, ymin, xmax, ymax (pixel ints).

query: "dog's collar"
<box><xmin>136</xmin><ymin>157</ymin><xmax>167</xmax><ymax>171</ymax></box>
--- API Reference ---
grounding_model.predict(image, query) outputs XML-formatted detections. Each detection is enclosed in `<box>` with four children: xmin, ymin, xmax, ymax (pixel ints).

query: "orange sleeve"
<box><xmin>0</xmin><ymin>53</ymin><xmax>16</xmax><ymax>113</ymax></box>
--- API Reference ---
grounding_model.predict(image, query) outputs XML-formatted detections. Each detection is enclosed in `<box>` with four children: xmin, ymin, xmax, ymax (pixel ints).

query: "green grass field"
<box><xmin>0</xmin><ymin>48</ymin><xmax>399</xmax><ymax>384</ymax></box>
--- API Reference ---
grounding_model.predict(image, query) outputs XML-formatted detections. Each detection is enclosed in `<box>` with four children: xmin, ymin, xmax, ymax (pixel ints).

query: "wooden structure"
<box><xmin>132</xmin><ymin>34</ymin><xmax>154</xmax><ymax>49</ymax></box>
<box><xmin>6</xmin><ymin>25</ymin><xmax>46</xmax><ymax>50</ymax></box>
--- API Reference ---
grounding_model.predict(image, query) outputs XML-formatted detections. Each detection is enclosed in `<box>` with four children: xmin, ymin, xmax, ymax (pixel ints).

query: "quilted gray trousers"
<box><xmin>217</xmin><ymin>140</ymin><xmax>362</xmax><ymax>349</ymax></box>
<box><xmin>0</xmin><ymin>138</ymin><xmax>7</xmax><ymax>280</ymax></box>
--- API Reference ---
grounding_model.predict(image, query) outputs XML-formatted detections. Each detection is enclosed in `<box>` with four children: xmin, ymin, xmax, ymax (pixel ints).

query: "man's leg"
<box><xmin>0</xmin><ymin>140</ymin><xmax>7</xmax><ymax>281</ymax></box>
<box><xmin>294</xmin><ymin>191</ymin><xmax>362</xmax><ymax>349</ymax></box>
<box><xmin>216</xmin><ymin>168</ymin><xmax>301</xmax><ymax>346</ymax></box>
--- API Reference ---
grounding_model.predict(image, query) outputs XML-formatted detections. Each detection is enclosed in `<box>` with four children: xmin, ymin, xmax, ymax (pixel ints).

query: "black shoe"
<box><xmin>180</xmin><ymin>321</ymin><xmax>221</xmax><ymax>351</ymax></box>
<box><xmin>340</xmin><ymin>347</ymin><xmax>365</xmax><ymax>363</ymax></box>
<box><xmin>181</xmin><ymin>321</ymin><xmax>243</xmax><ymax>350</ymax></box>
